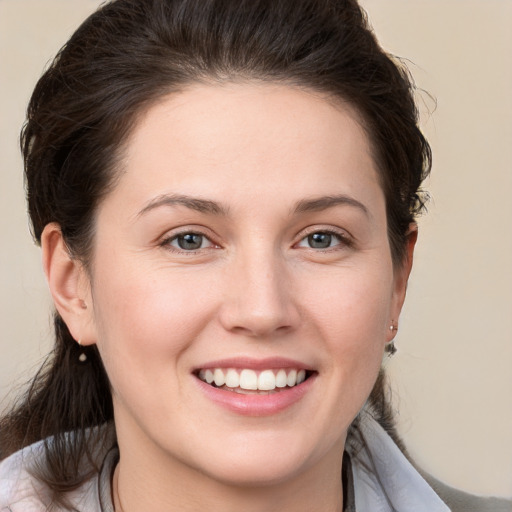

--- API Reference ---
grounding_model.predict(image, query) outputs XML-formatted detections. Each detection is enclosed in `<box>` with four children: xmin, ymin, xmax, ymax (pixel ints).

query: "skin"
<box><xmin>42</xmin><ymin>83</ymin><xmax>415</xmax><ymax>512</ymax></box>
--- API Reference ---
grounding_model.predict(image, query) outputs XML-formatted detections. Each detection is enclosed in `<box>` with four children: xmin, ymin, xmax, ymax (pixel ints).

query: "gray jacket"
<box><xmin>425</xmin><ymin>474</ymin><xmax>512</xmax><ymax>512</ymax></box>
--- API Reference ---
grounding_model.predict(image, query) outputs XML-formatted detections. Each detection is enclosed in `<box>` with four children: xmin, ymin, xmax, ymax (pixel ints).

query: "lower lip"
<box><xmin>194</xmin><ymin>374</ymin><xmax>316</xmax><ymax>416</ymax></box>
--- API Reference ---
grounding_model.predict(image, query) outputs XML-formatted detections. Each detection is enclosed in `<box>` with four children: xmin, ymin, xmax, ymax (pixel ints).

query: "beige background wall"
<box><xmin>1</xmin><ymin>0</ymin><xmax>511</xmax><ymax>498</ymax></box>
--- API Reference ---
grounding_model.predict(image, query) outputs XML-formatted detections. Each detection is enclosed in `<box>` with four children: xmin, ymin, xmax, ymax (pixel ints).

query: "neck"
<box><xmin>113</xmin><ymin>426</ymin><xmax>345</xmax><ymax>512</ymax></box>
<box><xmin>113</xmin><ymin>462</ymin><xmax>344</xmax><ymax>512</ymax></box>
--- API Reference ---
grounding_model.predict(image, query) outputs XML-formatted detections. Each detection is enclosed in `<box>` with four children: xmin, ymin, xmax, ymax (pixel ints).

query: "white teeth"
<box><xmin>275</xmin><ymin>369</ymin><xmax>287</xmax><ymax>388</ymax></box>
<box><xmin>286</xmin><ymin>369</ymin><xmax>297</xmax><ymax>387</ymax></box>
<box><xmin>258</xmin><ymin>370</ymin><xmax>276</xmax><ymax>391</ymax></box>
<box><xmin>213</xmin><ymin>368</ymin><xmax>226</xmax><ymax>387</ymax></box>
<box><xmin>239</xmin><ymin>369</ymin><xmax>258</xmax><ymax>390</ymax></box>
<box><xmin>198</xmin><ymin>367</ymin><xmax>309</xmax><ymax>391</ymax></box>
<box><xmin>225</xmin><ymin>369</ymin><xmax>239</xmax><ymax>388</ymax></box>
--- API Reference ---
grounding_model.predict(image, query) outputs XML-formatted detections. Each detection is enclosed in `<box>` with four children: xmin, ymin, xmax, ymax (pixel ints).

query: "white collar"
<box><xmin>346</xmin><ymin>413</ymin><xmax>450</xmax><ymax>512</ymax></box>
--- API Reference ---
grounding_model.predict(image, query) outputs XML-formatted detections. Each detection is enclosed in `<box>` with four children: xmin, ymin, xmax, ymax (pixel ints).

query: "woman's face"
<box><xmin>80</xmin><ymin>83</ymin><xmax>412</xmax><ymax>486</ymax></box>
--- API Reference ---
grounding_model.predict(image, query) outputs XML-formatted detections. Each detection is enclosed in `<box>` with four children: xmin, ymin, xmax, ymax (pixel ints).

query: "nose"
<box><xmin>218</xmin><ymin>249</ymin><xmax>301</xmax><ymax>338</ymax></box>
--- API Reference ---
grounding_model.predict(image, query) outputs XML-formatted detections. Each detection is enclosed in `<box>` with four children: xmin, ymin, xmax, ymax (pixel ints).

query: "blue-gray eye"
<box><xmin>308</xmin><ymin>232</ymin><xmax>333</xmax><ymax>249</ymax></box>
<box><xmin>169</xmin><ymin>233</ymin><xmax>212</xmax><ymax>250</ymax></box>
<box><xmin>297</xmin><ymin>231</ymin><xmax>343</xmax><ymax>249</ymax></box>
<box><xmin>179</xmin><ymin>233</ymin><xmax>203</xmax><ymax>250</ymax></box>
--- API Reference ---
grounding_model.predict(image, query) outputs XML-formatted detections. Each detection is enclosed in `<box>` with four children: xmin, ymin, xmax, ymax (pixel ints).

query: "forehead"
<box><xmin>109</xmin><ymin>82</ymin><xmax>383</xmax><ymax>217</ymax></box>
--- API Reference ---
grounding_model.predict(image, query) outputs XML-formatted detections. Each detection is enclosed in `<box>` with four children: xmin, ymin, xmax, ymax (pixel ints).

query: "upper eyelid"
<box><xmin>159</xmin><ymin>227</ymin><xmax>220</xmax><ymax>249</ymax></box>
<box><xmin>158</xmin><ymin>225</ymin><xmax>216</xmax><ymax>240</ymax></box>
<box><xmin>296</xmin><ymin>225</ymin><xmax>353</xmax><ymax>241</ymax></box>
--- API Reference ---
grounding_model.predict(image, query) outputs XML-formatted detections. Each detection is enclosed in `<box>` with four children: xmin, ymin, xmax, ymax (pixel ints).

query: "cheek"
<box><xmin>89</xmin><ymin>259</ymin><xmax>220</xmax><ymax>382</ymax></box>
<box><xmin>301</xmin><ymin>263</ymin><xmax>393</xmax><ymax>346</ymax></box>
<box><xmin>299</xmin><ymin>263</ymin><xmax>393</xmax><ymax>404</ymax></box>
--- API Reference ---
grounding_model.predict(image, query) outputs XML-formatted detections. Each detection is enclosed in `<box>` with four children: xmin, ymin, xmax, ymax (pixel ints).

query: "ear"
<box><xmin>41</xmin><ymin>223</ymin><xmax>97</xmax><ymax>346</ymax></box>
<box><xmin>387</xmin><ymin>223</ymin><xmax>418</xmax><ymax>342</ymax></box>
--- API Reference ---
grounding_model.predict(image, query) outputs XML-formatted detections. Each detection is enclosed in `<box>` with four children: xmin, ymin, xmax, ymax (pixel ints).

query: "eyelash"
<box><xmin>295</xmin><ymin>227</ymin><xmax>353</xmax><ymax>251</ymax></box>
<box><xmin>160</xmin><ymin>230</ymin><xmax>218</xmax><ymax>254</ymax></box>
<box><xmin>160</xmin><ymin>226</ymin><xmax>353</xmax><ymax>254</ymax></box>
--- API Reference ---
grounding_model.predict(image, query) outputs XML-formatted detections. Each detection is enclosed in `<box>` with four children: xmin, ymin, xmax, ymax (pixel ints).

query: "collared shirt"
<box><xmin>0</xmin><ymin>415</ymin><xmax>452</xmax><ymax>511</ymax></box>
<box><xmin>345</xmin><ymin>413</ymin><xmax>449</xmax><ymax>512</ymax></box>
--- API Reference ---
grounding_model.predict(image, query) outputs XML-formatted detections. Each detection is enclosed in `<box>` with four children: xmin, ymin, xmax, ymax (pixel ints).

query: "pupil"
<box><xmin>178</xmin><ymin>233</ymin><xmax>202</xmax><ymax>250</ymax></box>
<box><xmin>309</xmin><ymin>233</ymin><xmax>331</xmax><ymax>249</ymax></box>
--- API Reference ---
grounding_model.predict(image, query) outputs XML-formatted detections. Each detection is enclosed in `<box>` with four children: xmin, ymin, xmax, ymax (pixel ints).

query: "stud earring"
<box><xmin>77</xmin><ymin>339</ymin><xmax>87</xmax><ymax>363</ymax></box>
<box><xmin>386</xmin><ymin>322</ymin><xmax>398</xmax><ymax>355</ymax></box>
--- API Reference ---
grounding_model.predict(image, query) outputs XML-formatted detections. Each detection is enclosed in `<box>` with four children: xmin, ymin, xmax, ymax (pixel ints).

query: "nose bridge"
<box><xmin>220</xmin><ymin>241</ymin><xmax>298</xmax><ymax>337</ymax></box>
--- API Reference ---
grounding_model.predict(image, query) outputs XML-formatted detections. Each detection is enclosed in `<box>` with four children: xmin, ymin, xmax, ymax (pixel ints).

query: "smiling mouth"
<box><xmin>196</xmin><ymin>368</ymin><xmax>314</xmax><ymax>395</ymax></box>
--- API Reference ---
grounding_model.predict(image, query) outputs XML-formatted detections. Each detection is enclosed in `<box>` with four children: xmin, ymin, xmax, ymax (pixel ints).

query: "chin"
<box><xmin>183</xmin><ymin>430</ymin><xmax>341</xmax><ymax>488</ymax></box>
<box><xmin>199</xmin><ymin>455</ymin><xmax>309</xmax><ymax>488</ymax></box>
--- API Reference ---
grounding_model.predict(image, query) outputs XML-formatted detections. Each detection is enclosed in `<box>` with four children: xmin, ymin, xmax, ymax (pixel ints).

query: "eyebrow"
<box><xmin>137</xmin><ymin>193</ymin><xmax>369</xmax><ymax>219</ymax></box>
<box><xmin>293</xmin><ymin>194</ymin><xmax>370</xmax><ymax>217</ymax></box>
<box><xmin>137</xmin><ymin>194</ymin><xmax>230</xmax><ymax>217</ymax></box>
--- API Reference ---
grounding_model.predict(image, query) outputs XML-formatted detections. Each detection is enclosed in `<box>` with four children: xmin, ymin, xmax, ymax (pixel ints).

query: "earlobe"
<box><xmin>41</xmin><ymin>223</ymin><xmax>96</xmax><ymax>346</ymax></box>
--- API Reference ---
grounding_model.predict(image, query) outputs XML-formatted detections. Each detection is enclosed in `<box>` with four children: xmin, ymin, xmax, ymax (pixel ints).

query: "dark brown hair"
<box><xmin>1</xmin><ymin>0</ymin><xmax>430</xmax><ymax>505</ymax></box>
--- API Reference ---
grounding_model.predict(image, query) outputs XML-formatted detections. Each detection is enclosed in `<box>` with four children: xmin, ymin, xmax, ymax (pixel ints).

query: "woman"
<box><xmin>0</xmin><ymin>0</ymin><xmax>509</xmax><ymax>511</ymax></box>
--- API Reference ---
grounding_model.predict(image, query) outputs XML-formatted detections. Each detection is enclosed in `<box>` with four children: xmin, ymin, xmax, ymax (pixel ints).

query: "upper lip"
<box><xmin>193</xmin><ymin>357</ymin><xmax>314</xmax><ymax>372</ymax></box>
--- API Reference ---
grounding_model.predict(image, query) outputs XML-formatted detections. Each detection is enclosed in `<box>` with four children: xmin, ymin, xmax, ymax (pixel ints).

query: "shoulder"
<box><xmin>0</xmin><ymin>441</ymin><xmax>51</xmax><ymax>511</ymax></box>
<box><xmin>0</xmin><ymin>436</ymin><xmax>111</xmax><ymax>512</ymax></box>
<box><xmin>350</xmin><ymin>413</ymin><xmax>511</xmax><ymax>512</ymax></box>
<box><xmin>424</xmin><ymin>473</ymin><xmax>512</xmax><ymax>512</ymax></box>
